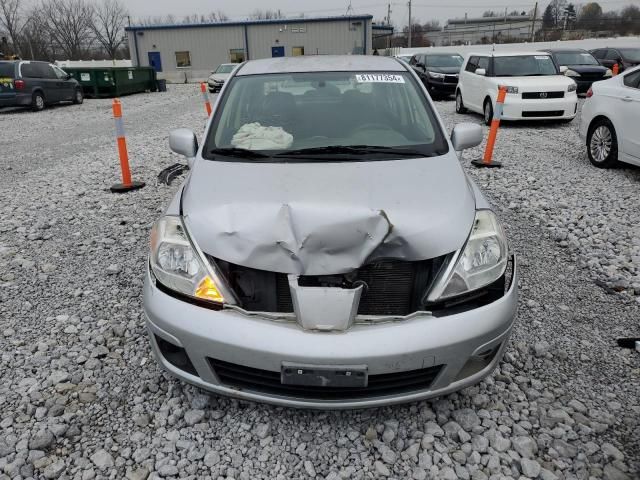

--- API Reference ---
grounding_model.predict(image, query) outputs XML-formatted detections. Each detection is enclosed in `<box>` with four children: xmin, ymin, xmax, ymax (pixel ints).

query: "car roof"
<box><xmin>237</xmin><ymin>55</ymin><xmax>405</xmax><ymax>75</ymax></box>
<box><xmin>468</xmin><ymin>51</ymin><xmax>553</xmax><ymax>57</ymax></box>
<box><xmin>542</xmin><ymin>48</ymin><xmax>588</xmax><ymax>53</ymax></box>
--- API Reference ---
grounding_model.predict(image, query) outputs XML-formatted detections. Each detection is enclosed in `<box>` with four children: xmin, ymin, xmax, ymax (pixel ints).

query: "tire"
<box><xmin>73</xmin><ymin>88</ymin><xmax>84</xmax><ymax>104</ymax></box>
<box><xmin>483</xmin><ymin>98</ymin><xmax>494</xmax><ymax>126</ymax></box>
<box><xmin>32</xmin><ymin>91</ymin><xmax>45</xmax><ymax>112</ymax></box>
<box><xmin>587</xmin><ymin>118</ymin><xmax>618</xmax><ymax>168</ymax></box>
<box><xmin>455</xmin><ymin>90</ymin><xmax>467</xmax><ymax>113</ymax></box>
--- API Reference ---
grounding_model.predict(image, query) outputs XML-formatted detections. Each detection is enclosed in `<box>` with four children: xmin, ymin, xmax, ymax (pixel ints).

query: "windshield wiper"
<box><xmin>275</xmin><ymin>145</ymin><xmax>429</xmax><ymax>158</ymax></box>
<box><xmin>209</xmin><ymin>147</ymin><xmax>271</xmax><ymax>159</ymax></box>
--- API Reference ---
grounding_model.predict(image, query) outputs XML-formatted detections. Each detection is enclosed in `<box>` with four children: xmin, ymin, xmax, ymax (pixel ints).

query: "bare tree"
<box><xmin>91</xmin><ymin>0</ymin><xmax>127</xmax><ymax>59</ymax></box>
<box><xmin>0</xmin><ymin>0</ymin><xmax>26</xmax><ymax>56</ymax></box>
<box><xmin>251</xmin><ymin>9</ymin><xmax>283</xmax><ymax>20</ymax></box>
<box><xmin>41</xmin><ymin>0</ymin><xmax>94</xmax><ymax>59</ymax></box>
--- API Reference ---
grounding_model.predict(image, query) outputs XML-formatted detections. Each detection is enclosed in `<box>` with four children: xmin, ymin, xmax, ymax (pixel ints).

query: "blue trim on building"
<box><xmin>125</xmin><ymin>15</ymin><xmax>373</xmax><ymax>32</ymax></box>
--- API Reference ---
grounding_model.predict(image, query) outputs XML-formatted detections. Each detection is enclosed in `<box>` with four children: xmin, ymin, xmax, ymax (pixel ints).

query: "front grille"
<box><xmin>209</xmin><ymin>256</ymin><xmax>448</xmax><ymax>317</ymax></box>
<box><xmin>578</xmin><ymin>72</ymin><xmax>605</xmax><ymax>81</ymax></box>
<box><xmin>444</xmin><ymin>75</ymin><xmax>458</xmax><ymax>84</ymax></box>
<box><xmin>209</xmin><ymin>357</ymin><xmax>443</xmax><ymax>400</ymax></box>
<box><xmin>522</xmin><ymin>110</ymin><xmax>564</xmax><ymax>117</ymax></box>
<box><xmin>522</xmin><ymin>91</ymin><xmax>564</xmax><ymax>99</ymax></box>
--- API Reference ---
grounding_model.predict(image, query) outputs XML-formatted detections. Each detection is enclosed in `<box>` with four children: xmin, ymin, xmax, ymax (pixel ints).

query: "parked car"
<box><xmin>541</xmin><ymin>48</ymin><xmax>611</xmax><ymax>94</ymax></box>
<box><xmin>207</xmin><ymin>63</ymin><xmax>236</xmax><ymax>93</ymax></box>
<box><xmin>0</xmin><ymin>60</ymin><xmax>83</xmax><ymax>111</ymax></box>
<box><xmin>409</xmin><ymin>53</ymin><xmax>463</xmax><ymax>97</ymax></box>
<box><xmin>144</xmin><ymin>55</ymin><xmax>518</xmax><ymax>408</ymax></box>
<box><xmin>590</xmin><ymin>47</ymin><xmax>640</xmax><ymax>73</ymax></box>
<box><xmin>456</xmin><ymin>51</ymin><xmax>578</xmax><ymax>125</ymax></box>
<box><xmin>579</xmin><ymin>66</ymin><xmax>640</xmax><ymax>168</ymax></box>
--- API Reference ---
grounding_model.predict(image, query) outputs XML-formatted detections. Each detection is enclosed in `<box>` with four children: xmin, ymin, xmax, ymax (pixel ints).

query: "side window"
<box><xmin>623</xmin><ymin>70</ymin><xmax>640</xmax><ymax>89</ymax></box>
<box><xmin>21</xmin><ymin>63</ymin><xmax>40</xmax><ymax>78</ymax></box>
<box><xmin>39</xmin><ymin>64</ymin><xmax>57</xmax><ymax>79</ymax></box>
<box><xmin>52</xmin><ymin>66</ymin><xmax>68</xmax><ymax>79</ymax></box>
<box><xmin>477</xmin><ymin>57</ymin><xmax>490</xmax><ymax>71</ymax></box>
<box><xmin>465</xmin><ymin>56</ymin><xmax>479</xmax><ymax>72</ymax></box>
<box><xmin>175</xmin><ymin>51</ymin><xmax>191</xmax><ymax>68</ymax></box>
<box><xmin>605</xmin><ymin>49</ymin><xmax>620</xmax><ymax>61</ymax></box>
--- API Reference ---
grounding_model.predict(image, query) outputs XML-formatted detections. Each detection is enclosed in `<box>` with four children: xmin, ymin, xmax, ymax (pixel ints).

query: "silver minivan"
<box><xmin>144</xmin><ymin>56</ymin><xmax>518</xmax><ymax>408</ymax></box>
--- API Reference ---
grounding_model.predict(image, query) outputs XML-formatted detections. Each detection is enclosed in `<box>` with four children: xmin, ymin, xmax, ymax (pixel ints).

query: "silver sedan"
<box><xmin>144</xmin><ymin>55</ymin><xmax>518</xmax><ymax>408</ymax></box>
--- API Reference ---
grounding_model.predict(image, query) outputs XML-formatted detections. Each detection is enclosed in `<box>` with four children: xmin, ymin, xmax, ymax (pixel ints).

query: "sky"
<box><xmin>122</xmin><ymin>0</ymin><xmax>640</xmax><ymax>27</ymax></box>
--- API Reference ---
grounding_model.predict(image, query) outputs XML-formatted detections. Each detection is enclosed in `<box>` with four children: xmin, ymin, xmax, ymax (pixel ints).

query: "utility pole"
<box><xmin>387</xmin><ymin>3</ymin><xmax>392</xmax><ymax>49</ymax></box>
<box><xmin>530</xmin><ymin>2</ymin><xmax>537</xmax><ymax>42</ymax></box>
<box><xmin>408</xmin><ymin>0</ymin><xmax>412</xmax><ymax>48</ymax></box>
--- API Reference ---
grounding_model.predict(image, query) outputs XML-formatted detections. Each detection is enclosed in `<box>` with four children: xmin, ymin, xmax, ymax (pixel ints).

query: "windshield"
<box><xmin>426</xmin><ymin>55</ymin><xmax>463</xmax><ymax>68</ymax></box>
<box><xmin>493</xmin><ymin>55</ymin><xmax>558</xmax><ymax>76</ymax></box>
<box><xmin>555</xmin><ymin>52</ymin><xmax>599</xmax><ymax>66</ymax></box>
<box><xmin>216</xmin><ymin>64</ymin><xmax>235</xmax><ymax>74</ymax></box>
<box><xmin>205</xmin><ymin>72</ymin><xmax>447</xmax><ymax>161</ymax></box>
<box><xmin>0</xmin><ymin>62</ymin><xmax>15</xmax><ymax>77</ymax></box>
<box><xmin>619</xmin><ymin>49</ymin><xmax>640</xmax><ymax>63</ymax></box>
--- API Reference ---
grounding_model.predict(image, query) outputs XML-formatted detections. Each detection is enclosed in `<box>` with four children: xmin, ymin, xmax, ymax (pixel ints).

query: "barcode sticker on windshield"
<box><xmin>535</xmin><ymin>56</ymin><xmax>550</xmax><ymax>60</ymax></box>
<box><xmin>355</xmin><ymin>74</ymin><xmax>405</xmax><ymax>83</ymax></box>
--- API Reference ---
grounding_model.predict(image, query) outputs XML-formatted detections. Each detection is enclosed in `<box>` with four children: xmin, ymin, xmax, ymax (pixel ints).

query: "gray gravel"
<box><xmin>0</xmin><ymin>86</ymin><xmax>638</xmax><ymax>480</ymax></box>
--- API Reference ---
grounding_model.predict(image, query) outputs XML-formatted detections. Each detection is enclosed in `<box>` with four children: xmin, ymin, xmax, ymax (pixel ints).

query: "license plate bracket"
<box><xmin>281</xmin><ymin>362</ymin><xmax>368</xmax><ymax>388</ymax></box>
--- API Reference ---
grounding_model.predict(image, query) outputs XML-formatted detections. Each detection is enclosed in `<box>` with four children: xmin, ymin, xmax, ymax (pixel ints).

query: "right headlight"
<box><xmin>150</xmin><ymin>216</ymin><xmax>231</xmax><ymax>306</ymax></box>
<box><xmin>428</xmin><ymin>71</ymin><xmax>445</xmax><ymax>79</ymax></box>
<box><xmin>565</xmin><ymin>69</ymin><xmax>580</xmax><ymax>77</ymax></box>
<box><xmin>427</xmin><ymin>210</ymin><xmax>509</xmax><ymax>302</ymax></box>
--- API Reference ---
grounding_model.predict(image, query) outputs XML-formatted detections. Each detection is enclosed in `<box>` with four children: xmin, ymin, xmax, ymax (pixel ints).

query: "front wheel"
<box><xmin>587</xmin><ymin>119</ymin><xmax>618</xmax><ymax>168</ymax></box>
<box><xmin>73</xmin><ymin>88</ymin><xmax>84</xmax><ymax>104</ymax></box>
<box><xmin>483</xmin><ymin>99</ymin><xmax>494</xmax><ymax>126</ymax></box>
<box><xmin>455</xmin><ymin>91</ymin><xmax>467</xmax><ymax>113</ymax></box>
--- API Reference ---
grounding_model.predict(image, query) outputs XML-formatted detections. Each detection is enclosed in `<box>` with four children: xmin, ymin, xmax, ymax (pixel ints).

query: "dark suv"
<box><xmin>0</xmin><ymin>60</ymin><xmax>83</xmax><ymax>111</ymax></box>
<box><xmin>590</xmin><ymin>47</ymin><xmax>640</xmax><ymax>73</ymax></box>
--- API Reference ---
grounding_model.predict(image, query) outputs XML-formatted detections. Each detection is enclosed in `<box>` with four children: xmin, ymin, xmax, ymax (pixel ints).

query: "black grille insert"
<box><xmin>444</xmin><ymin>75</ymin><xmax>459</xmax><ymax>84</ymax></box>
<box><xmin>522</xmin><ymin>91</ymin><xmax>564</xmax><ymax>99</ymax></box>
<box><xmin>209</xmin><ymin>358</ymin><xmax>443</xmax><ymax>400</ymax></box>
<box><xmin>155</xmin><ymin>335</ymin><xmax>198</xmax><ymax>376</ymax></box>
<box><xmin>209</xmin><ymin>256</ymin><xmax>448</xmax><ymax>317</ymax></box>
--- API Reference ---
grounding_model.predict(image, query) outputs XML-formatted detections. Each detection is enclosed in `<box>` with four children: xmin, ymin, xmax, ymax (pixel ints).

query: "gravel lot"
<box><xmin>0</xmin><ymin>85</ymin><xmax>638</xmax><ymax>480</ymax></box>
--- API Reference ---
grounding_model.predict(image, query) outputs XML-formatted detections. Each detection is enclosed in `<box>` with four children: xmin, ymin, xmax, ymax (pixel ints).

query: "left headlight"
<box><xmin>568</xmin><ymin>82</ymin><xmax>577</xmax><ymax>92</ymax></box>
<box><xmin>150</xmin><ymin>216</ymin><xmax>229</xmax><ymax>305</ymax></box>
<box><xmin>604</xmin><ymin>69</ymin><xmax>613</xmax><ymax>78</ymax></box>
<box><xmin>565</xmin><ymin>69</ymin><xmax>580</xmax><ymax>77</ymax></box>
<box><xmin>428</xmin><ymin>71</ymin><xmax>445</xmax><ymax>79</ymax></box>
<box><xmin>427</xmin><ymin>210</ymin><xmax>509</xmax><ymax>302</ymax></box>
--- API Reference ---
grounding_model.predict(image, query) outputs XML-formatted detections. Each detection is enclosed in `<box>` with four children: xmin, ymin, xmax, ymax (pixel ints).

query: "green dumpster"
<box><xmin>62</xmin><ymin>67</ymin><xmax>158</xmax><ymax>98</ymax></box>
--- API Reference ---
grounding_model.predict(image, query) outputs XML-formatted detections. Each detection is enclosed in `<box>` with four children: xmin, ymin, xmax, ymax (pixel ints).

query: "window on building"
<box><xmin>229</xmin><ymin>49</ymin><xmax>245</xmax><ymax>63</ymax></box>
<box><xmin>175</xmin><ymin>51</ymin><xmax>191</xmax><ymax>68</ymax></box>
<box><xmin>292</xmin><ymin>47</ymin><xmax>305</xmax><ymax>56</ymax></box>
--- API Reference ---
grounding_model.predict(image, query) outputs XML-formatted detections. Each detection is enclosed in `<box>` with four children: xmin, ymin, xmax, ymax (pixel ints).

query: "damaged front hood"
<box><xmin>183</xmin><ymin>155</ymin><xmax>476</xmax><ymax>275</ymax></box>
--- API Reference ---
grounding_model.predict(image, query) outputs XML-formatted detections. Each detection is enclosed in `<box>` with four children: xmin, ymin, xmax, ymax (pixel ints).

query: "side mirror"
<box><xmin>475</xmin><ymin>68</ymin><xmax>486</xmax><ymax>76</ymax></box>
<box><xmin>451</xmin><ymin>123</ymin><xmax>483</xmax><ymax>152</ymax></box>
<box><xmin>169</xmin><ymin>128</ymin><xmax>198</xmax><ymax>168</ymax></box>
<box><xmin>559</xmin><ymin>66</ymin><xmax>568</xmax><ymax>74</ymax></box>
<box><xmin>66</xmin><ymin>73</ymin><xmax>72</xmax><ymax>80</ymax></box>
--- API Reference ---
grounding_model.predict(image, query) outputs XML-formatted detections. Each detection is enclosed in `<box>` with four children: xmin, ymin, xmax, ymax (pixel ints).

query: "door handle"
<box><xmin>622</xmin><ymin>96</ymin><xmax>633</xmax><ymax>102</ymax></box>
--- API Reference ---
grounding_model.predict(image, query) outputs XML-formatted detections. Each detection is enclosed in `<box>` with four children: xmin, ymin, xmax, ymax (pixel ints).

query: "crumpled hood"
<box><xmin>183</xmin><ymin>156</ymin><xmax>476</xmax><ymax>275</ymax></box>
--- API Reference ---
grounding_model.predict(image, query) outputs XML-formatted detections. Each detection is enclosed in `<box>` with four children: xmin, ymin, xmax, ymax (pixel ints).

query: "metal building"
<box><xmin>126</xmin><ymin>15</ymin><xmax>373</xmax><ymax>83</ymax></box>
<box><xmin>425</xmin><ymin>16</ymin><xmax>542</xmax><ymax>46</ymax></box>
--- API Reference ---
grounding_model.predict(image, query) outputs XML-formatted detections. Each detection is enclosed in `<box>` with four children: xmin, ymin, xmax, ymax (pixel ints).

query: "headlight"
<box><xmin>427</xmin><ymin>210</ymin><xmax>508</xmax><ymax>302</ymax></box>
<box><xmin>604</xmin><ymin>69</ymin><xmax>613</xmax><ymax>77</ymax></box>
<box><xmin>428</xmin><ymin>71</ymin><xmax>445</xmax><ymax>79</ymax></box>
<box><xmin>565</xmin><ymin>69</ymin><xmax>580</xmax><ymax>77</ymax></box>
<box><xmin>499</xmin><ymin>85</ymin><xmax>519</xmax><ymax>94</ymax></box>
<box><xmin>150</xmin><ymin>216</ymin><xmax>229</xmax><ymax>305</ymax></box>
<box><xmin>568</xmin><ymin>83</ymin><xmax>577</xmax><ymax>92</ymax></box>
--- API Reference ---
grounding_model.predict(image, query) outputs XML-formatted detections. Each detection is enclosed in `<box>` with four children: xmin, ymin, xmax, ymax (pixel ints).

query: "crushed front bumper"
<box><xmin>143</xmin><ymin>259</ymin><xmax>518</xmax><ymax>409</ymax></box>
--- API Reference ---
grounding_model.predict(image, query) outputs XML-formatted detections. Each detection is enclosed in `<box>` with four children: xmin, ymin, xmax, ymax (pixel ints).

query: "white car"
<box><xmin>456</xmin><ymin>51</ymin><xmax>579</xmax><ymax>125</ymax></box>
<box><xmin>207</xmin><ymin>63</ymin><xmax>236</xmax><ymax>93</ymax></box>
<box><xmin>579</xmin><ymin>66</ymin><xmax>640</xmax><ymax>168</ymax></box>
